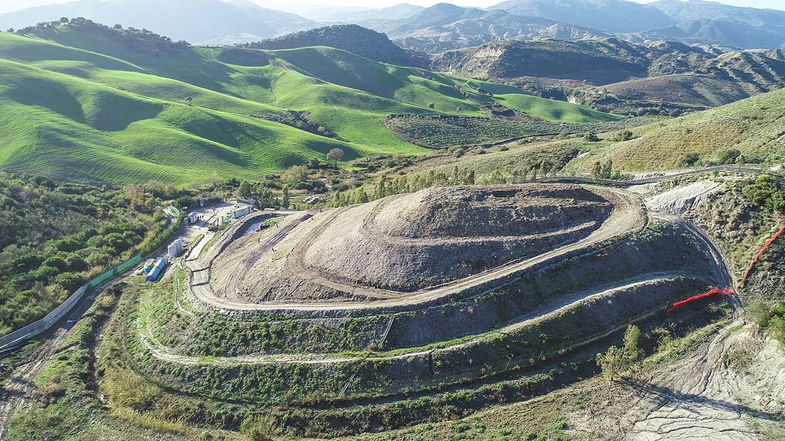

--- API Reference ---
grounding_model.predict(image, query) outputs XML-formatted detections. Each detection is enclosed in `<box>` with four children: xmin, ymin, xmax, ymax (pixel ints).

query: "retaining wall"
<box><xmin>0</xmin><ymin>255</ymin><xmax>141</xmax><ymax>351</ymax></box>
<box><xmin>0</xmin><ymin>205</ymin><xmax>183</xmax><ymax>352</ymax></box>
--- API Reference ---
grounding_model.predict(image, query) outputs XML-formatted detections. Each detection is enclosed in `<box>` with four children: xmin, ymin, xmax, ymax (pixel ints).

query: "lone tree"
<box><xmin>281</xmin><ymin>185</ymin><xmax>290</xmax><ymax>209</ymax></box>
<box><xmin>597</xmin><ymin>325</ymin><xmax>644</xmax><ymax>381</ymax></box>
<box><xmin>584</xmin><ymin>131</ymin><xmax>601</xmax><ymax>142</ymax></box>
<box><xmin>327</xmin><ymin>148</ymin><xmax>345</xmax><ymax>162</ymax></box>
<box><xmin>238</xmin><ymin>181</ymin><xmax>252</xmax><ymax>199</ymax></box>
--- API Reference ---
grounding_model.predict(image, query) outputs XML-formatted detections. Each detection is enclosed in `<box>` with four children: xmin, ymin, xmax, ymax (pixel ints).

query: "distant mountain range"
<box><xmin>645</xmin><ymin>0</ymin><xmax>785</xmax><ymax>49</ymax></box>
<box><xmin>489</xmin><ymin>0</ymin><xmax>675</xmax><ymax>33</ymax></box>
<box><xmin>370</xmin><ymin>3</ymin><xmax>608</xmax><ymax>53</ymax></box>
<box><xmin>432</xmin><ymin>37</ymin><xmax>785</xmax><ymax>115</ymax></box>
<box><xmin>0</xmin><ymin>0</ymin><xmax>315</xmax><ymax>44</ymax></box>
<box><xmin>0</xmin><ymin>0</ymin><xmax>784</xmax><ymax>50</ymax></box>
<box><xmin>367</xmin><ymin>1</ymin><xmax>785</xmax><ymax>52</ymax></box>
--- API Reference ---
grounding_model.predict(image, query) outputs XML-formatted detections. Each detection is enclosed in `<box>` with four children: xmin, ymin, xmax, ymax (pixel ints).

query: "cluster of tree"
<box><xmin>329</xmin><ymin>166</ymin><xmax>477</xmax><ymax>207</ymax></box>
<box><xmin>478</xmin><ymin>160</ymin><xmax>560</xmax><ymax>185</ymax></box>
<box><xmin>591</xmin><ymin>159</ymin><xmax>627</xmax><ymax>180</ymax></box>
<box><xmin>596</xmin><ymin>325</ymin><xmax>644</xmax><ymax>381</ymax></box>
<box><xmin>237</xmin><ymin>181</ymin><xmax>290</xmax><ymax>210</ymax></box>
<box><xmin>678</xmin><ymin>149</ymin><xmax>754</xmax><ymax>168</ymax></box>
<box><xmin>610</xmin><ymin>130</ymin><xmax>635</xmax><ymax>142</ymax></box>
<box><xmin>750</xmin><ymin>300</ymin><xmax>785</xmax><ymax>345</ymax></box>
<box><xmin>279</xmin><ymin>165</ymin><xmax>327</xmax><ymax>193</ymax></box>
<box><xmin>13</xmin><ymin>18</ymin><xmax>189</xmax><ymax>55</ymax></box>
<box><xmin>742</xmin><ymin>174</ymin><xmax>785</xmax><ymax>212</ymax></box>
<box><xmin>0</xmin><ymin>172</ymin><xmax>161</xmax><ymax>335</ymax></box>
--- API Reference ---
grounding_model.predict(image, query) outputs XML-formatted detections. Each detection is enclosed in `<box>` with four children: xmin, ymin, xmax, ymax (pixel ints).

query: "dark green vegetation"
<box><xmin>0</xmin><ymin>172</ymin><xmax>162</xmax><ymax>335</ymax></box>
<box><xmin>742</xmin><ymin>175</ymin><xmax>785</xmax><ymax>213</ymax></box>
<box><xmin>0</xmin><ymin>20</ymin><xmax>618</xmax><ymax>186</ymax></box>
<box><xmin>751</xmin><ymin>301</ymin><xmax>785</xmax><ymax>346</ymax></box>
<box><xmin>385</xmin><ymin>114</ymin><xmax>654</xmax><ymax>149</ymax></box>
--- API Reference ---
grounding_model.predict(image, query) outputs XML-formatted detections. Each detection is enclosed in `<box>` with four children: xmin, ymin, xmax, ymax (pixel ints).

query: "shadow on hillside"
<box><xmin>618</xmin><ymin>378</ymin><xmax>785</xmax><ymax>422</ymax></box>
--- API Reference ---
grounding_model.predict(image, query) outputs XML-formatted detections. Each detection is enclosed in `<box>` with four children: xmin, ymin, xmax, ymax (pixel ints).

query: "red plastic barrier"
<box><xmin>665</xmin><ymin>288</ymin><xmax>734</xmax><ymax>315</ymax></box>
<box><xmin>742</xmin><ymin>224</ymin><xmax>785</xmax><ymax>286</ymax></box>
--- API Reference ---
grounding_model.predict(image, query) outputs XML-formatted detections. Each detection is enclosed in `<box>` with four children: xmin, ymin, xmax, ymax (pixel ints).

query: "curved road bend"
<box><xmin>190</xmin><ymin>187</ymin><xmax>646</xmax><ymax>313</ymax></box>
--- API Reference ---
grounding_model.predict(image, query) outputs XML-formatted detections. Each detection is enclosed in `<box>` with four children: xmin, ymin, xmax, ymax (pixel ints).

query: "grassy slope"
<box><xmin>567</xmin><ymin>87</ymin><xmax>785</xmax><ymax>172</ymax></box>
<box><xmin>0</xmin><ymin>28</ymin><xmax>617</xmax><ymax>185</ymax></box>
<box><xmin>458</xmin><ymin>77</ymin><xmax>619</xmax><ymax>123</ymax></box>
<box><xmin>0</xmin><ymin>58</ymin><xmax>359</xmax><ymax>185</ymax></box>
<box><xmin>496</xmin><ymin>93</ymin><xmax>620</xmax><ymax>123</ymax></box>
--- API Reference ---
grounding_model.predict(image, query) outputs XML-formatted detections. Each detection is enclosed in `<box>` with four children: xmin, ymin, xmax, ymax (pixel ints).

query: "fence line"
<box><xmin>0</xmin><ymin>255</ymin><xmax>141</xmax><ymax>351</ymax></box>
<box><xmin>0</xmin><ymin>206</ymin><xmax>183</xmax><ymax>352</ymax></box>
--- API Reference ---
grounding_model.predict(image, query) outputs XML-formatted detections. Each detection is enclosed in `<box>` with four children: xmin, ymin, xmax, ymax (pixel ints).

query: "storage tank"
<box><xmin>230</xmin><ymin>206</ymin><xmax>252</xmax><ymax>219</ymax></box>
<box><xmin>168</xmin><ymin>239</ymin><xmax>184</xmax><ymax>258</ymax></box>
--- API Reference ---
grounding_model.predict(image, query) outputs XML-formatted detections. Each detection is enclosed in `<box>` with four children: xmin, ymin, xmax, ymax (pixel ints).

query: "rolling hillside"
<box><xmin>245</xmin><ymin>25</ymin><xmax>428</xmax><ymax>68</ymax></box>
<box><xmin>568</xmin><ymin>87</ymin><xmax>785</xmax><ymax>172</ymax></box>
<box><xmin>0</xmin><ymin>57</ymin><xmax>360</xmax><ymax>185</ymax></box>
<box><xmin>0</xmin><ymin>21</ymin><xmax>617</xmax><ymax>185</ymax></box>
<box><xmin>433</xmin><ymin>37</ymin><xmax>785</xmax><ymax>116</ymax></box>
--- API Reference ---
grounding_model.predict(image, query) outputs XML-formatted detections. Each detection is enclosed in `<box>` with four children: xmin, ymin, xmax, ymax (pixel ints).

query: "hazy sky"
<box><xmin>1</xmin><ymin>0</ymin><xmax>784</xmax><ymax>14</ymax></box>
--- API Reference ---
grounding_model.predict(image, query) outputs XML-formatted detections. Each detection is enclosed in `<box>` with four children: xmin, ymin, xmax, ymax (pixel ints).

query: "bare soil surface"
<box><xmin>572</xmin><ymin>321</ymin><xmax>785</xmax><ymax>441</ymax></box>
<box><xmin>198</xmin><ymin>185</ymin><xmax>646</xmax><ymax>312</ymax></box>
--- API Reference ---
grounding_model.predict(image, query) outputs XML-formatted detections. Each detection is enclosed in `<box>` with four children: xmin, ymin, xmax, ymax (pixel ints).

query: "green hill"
<box><xmin>0</xmin><ymin>58</ymin><xmax>362</xmax><ymax>185</ymax></box>
<box><xmin>568</xmin><ymin>87</ymin><xmax>785</xmax><ymax>172</ymax></box>
<box><xmin>0</xmin><ymin>21</ymin><xmax>619</xmax><ymax>185</ymax></box>
<box><xmin>245</xmin><ymin>24</ymin><xmax>428</xmax><ymax>68</ymax></box>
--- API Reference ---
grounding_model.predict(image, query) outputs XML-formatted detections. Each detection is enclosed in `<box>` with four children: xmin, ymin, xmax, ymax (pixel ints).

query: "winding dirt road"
<box><xmin>190</xmin><ymin>187</ymin><xmax>647</xmax><ymax>313</ymax></box>
<box><xmin>143</xmin><ymin>273</ymin><xmax>692</xmax><ymax>366</ymax></box>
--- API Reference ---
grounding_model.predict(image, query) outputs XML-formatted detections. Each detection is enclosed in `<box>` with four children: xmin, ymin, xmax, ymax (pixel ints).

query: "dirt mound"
<box><xmin>205</xmin><ymin>183</ymin><xmax>640</xmax><ymax>306</ymax></box>
<box><xmin>304</xmin><ymin>185</ymin><xmax>613</xmax><ymax>292</ymax></box>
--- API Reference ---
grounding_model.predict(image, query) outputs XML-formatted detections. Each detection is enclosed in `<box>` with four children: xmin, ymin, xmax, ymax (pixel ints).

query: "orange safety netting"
<box><xmin>665</xmin><ymin>288</ymin><xmax>734</xmax><ymax>315</ymax></box>
<box><xmin>742</xmin><ymin>224</ymin><xmax>785</xmax><ymax>286</ymax></box>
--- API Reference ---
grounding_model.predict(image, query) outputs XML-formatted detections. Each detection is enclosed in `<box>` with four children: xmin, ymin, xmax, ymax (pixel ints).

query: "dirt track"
<box><xmin>0</xmin><ymin>281</ymin><xmax>113</xmax><ymax>440</ymax></box>
<box><xmin>142</xmin><ymin>273</ymin><xmax>690</xmax><ymax>366</ymax></box>
<box><xmin>0</xmin><ymin>327</ymin><xmax>67</xmax><ymax>440</ymax></box>
<box><xmin>190</xmin><ymin>186</ymin><xmax>647</xmax><ymax>313</ymax></box>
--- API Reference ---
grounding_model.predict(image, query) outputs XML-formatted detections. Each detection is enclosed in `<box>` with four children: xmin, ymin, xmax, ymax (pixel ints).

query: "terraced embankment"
<box><xmin>196</xmin><ymin>185</ymin><xmax>646</xmax><ymax>311</ymax></box>
<box><xmin>115</xmin><ymin>183</ymin><xmax>736</xmax><ymax>435</ymax></box>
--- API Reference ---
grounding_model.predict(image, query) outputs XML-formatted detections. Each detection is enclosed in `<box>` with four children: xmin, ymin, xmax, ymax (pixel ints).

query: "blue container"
<box><xmin>146</xmin><ymin>258</ymin><xmax>168</xmax><ymax>282</ymax></box>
